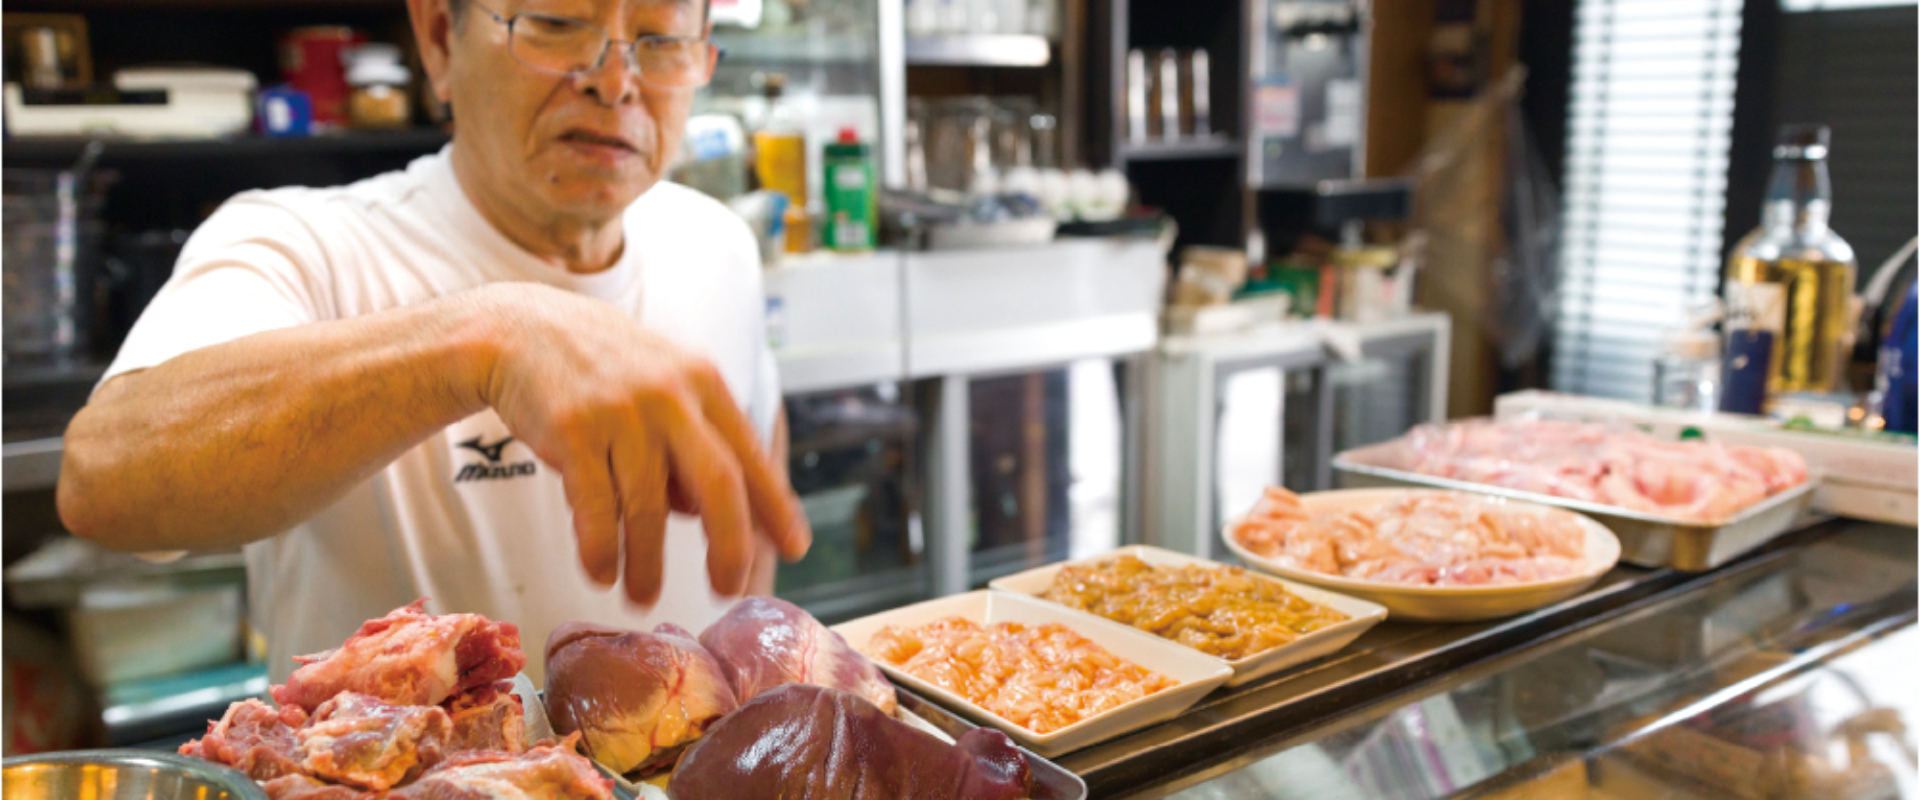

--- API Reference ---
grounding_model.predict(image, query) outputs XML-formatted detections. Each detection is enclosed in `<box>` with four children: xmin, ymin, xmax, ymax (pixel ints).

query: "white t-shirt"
<box><xmin>104</xmin><ymin>149</ymin><xmax>780</xmax><ymax>685</ymax></box>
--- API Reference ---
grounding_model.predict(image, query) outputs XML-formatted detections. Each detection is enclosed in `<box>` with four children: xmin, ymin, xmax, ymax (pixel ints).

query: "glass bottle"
<box><xmin>1721</xmin><ymin>125</ymin><xmax>1858</xmax><ymax>412</ymax></box>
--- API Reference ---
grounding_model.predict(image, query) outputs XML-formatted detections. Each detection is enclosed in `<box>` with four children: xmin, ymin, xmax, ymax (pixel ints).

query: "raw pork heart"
<box><xmin>698</xmin><ymin>596</ymin><xmax>897</xmax><ymax>714</ymax></box>
<box><xmin>543</xmin><ymin>622</ymin><xmax>738</xmax><ymax>776</ymax></box>
<box><xmin>273</xmin><ymin>599</ymin><xmax>526</xmax><ymax>713</ymax></box>
<box><xmin>667</xmin><ymin>684</ymin><xmax>1031</xmax><ymax>800</ymax></box>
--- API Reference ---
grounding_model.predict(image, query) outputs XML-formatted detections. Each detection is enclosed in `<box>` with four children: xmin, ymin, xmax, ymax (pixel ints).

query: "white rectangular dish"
<box><xmin>831</xmin><ymin>590</ymin><xmax>1234</xmax><ymax>757</ymax></box>
<box><xmin>988</xmin><ymin>545</ymin><xmax>1388</xmax><ymax>687</ymax></box>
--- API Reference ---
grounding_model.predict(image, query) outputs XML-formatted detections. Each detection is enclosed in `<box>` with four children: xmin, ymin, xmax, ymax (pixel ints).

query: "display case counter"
<box><xmin>1060</xmin><ymin>518</ymin><xmax>1916</xmax><ymax>799</ymax></box>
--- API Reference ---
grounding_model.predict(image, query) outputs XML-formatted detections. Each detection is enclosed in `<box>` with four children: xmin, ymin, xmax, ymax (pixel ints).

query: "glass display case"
<box><xmin>775</xmin><ymin>384</ymin><xmax>925</xmax><ymax>623</ymax></box>
<box><xmin>964</xmin><ymin>360</ymin><xmax>1126</xmax><ymax>586</ymax></box>
<box><xmin>1084</xmin><ymin>519</ymin><xmax>1917</xmax><ymax>799</ymax></box>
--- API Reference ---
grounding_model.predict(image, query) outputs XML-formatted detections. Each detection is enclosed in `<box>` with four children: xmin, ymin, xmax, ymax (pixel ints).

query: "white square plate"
<box><xmin>989</xmin><ymin>545</ymin><xmax>1388</xmax><ymax>687</ymax></box>
<box><xmin>831</xmin><ymin>590</ymin><xmax>1233</xmax><ymax>757</ymax></box>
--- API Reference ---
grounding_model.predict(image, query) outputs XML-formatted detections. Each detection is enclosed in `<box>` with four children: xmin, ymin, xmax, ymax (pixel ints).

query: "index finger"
<box><xmin>686</xmin><ymin>364</ymin><xmax>811</xmax><ymax>561</ymax></box>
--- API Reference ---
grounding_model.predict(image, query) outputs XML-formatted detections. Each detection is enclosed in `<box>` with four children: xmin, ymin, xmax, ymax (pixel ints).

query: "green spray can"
<box><xmin>822</xmin><ymin>127</ymin><xmax>877</xmax><ymax>252</ymax></box>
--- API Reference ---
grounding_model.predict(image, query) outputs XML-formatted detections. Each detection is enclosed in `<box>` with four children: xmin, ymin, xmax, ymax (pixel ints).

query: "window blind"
<box><xmin>1552</xmin><ymin>0</ymin><xmax>1745</xmax><ymax>401</ymax></box>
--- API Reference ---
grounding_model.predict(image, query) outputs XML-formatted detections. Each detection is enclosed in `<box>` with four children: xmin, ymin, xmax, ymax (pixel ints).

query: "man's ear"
<box><xmin>408</xmin><ymin>0</ymin><xmax>457</xmax><ymax>105</ymax></box>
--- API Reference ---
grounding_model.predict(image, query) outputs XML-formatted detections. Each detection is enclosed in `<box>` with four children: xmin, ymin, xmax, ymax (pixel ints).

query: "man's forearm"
<box><xmin>58</xmin><ymin>293</ymin><xmax>497</xmax><ymax>552</ymax></box>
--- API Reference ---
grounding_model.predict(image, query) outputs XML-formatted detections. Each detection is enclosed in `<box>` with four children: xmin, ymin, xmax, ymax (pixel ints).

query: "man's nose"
<box><xmin>572</xmin><ymin>44</ymin><xmax>640</xmax><ymax>105</ymax></box>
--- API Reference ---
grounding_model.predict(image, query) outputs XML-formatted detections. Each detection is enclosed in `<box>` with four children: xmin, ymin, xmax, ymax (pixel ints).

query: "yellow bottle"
<box><xmin>751</xmin><ymin>73</ymin><xmax>810</xmax><ymax>254</ymax></box>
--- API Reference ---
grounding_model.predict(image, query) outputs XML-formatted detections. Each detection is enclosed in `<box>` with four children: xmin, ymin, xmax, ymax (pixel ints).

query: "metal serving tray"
<box><xmin>531</xmin><ymin>681</ymin><xmax>1086</xmax><ymax>800</ymax></box>
<box><xmin>894</xmin><ymin>686</ymin><xmax>1090</xmax><ymax>800</ymax></box>
<box><xmin>1332</xmin><ymin>441</ymin><xmax>1819</xmax><ymax>571</ymax></box>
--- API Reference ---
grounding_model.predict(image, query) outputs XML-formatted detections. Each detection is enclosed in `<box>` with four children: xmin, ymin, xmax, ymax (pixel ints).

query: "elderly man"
<box><xmin>56</xmin><ymin>0</ymin><xmax>811</xmax><ymax>683</ymax></box>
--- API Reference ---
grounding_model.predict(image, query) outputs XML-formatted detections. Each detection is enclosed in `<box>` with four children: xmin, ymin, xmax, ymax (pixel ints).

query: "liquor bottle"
<box><xmin>1721</xmin><ymin>124</ymin><xmax>1858</xmax><ymax>413</ymax></box>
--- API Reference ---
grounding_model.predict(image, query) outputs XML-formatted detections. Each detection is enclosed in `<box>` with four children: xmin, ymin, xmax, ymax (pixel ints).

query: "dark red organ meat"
<box><xmin>180</xmin><ymin>699</ymin><xmax>310</xmax><ymax>781</ymax></box>
<box><xmin>543</xmin><ymin>622</ymin><xmax>738</xmax><ymax>776</ymax></box>
<box><xmin>697</xmin><ymin>596</ymin><xmax>897</xmax><ymax>714</ymax></box>
<box><xmin>440</xmin><ymin>681</ymin><xmax>527</xmax><ymax>754</ymax></box>
<box><xmin>297</xmin><ymin>693</ymin><xmax>453</xmax><ymax>790</ymax></box>
<box><xmin>272</xmin><ymin>600</ymin><xmax>526</xmax><ymax>713</ymax></box>
<box><xmin>667</xmin><ymin>684</ymin><xmax>1031</xmax><ymax>800</ymax></box>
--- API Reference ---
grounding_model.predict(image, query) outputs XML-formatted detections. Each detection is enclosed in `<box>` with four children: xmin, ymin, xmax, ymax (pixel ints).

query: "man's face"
<box><xmin>442</xmin><ymin>0</ymin><xmax>709</xmax><ymax>220</ymax></box>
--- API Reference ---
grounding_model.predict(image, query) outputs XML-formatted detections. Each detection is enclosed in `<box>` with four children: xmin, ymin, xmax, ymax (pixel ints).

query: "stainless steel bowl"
<box><xmin>2</xmin><ymin>750</ymin><xmax>267</xmax><ymax>800</ymax></box>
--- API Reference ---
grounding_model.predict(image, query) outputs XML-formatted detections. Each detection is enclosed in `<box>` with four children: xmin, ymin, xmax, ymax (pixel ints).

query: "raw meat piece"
<box><xmin>273</xmin><ymin>599</ymin><xmax>526</xmax><ymax>713</ymax></box>
<box><xmin>668</xmin><ymin>684</ymin><xmax>1031</xmax><ymax>800</ymax></box>
<box><xmin>867</xmin><ymin>618</ymin><xmax>1175</xmax><ymax>734</ymax></box>
<box><xmin>1390</xmin><ymin>419</ymin><xmax>1809</xmax><ymax>521</ymax></box>
<box><xmin>544</xmin><ymin>622</ymin><xmax>738</xmax><ymax>776</ymax></box>
<box><xmin>262</xmin><ymin>743</ymin><xmax>612</xmax><ymax>800</ymax></box>
<box><xmin>1233</xmin><ymin>488</ymin><xmax>1590</xmax><ymax>587</ymax></box>
<box><xmin>389</xmin><ymin>740</ymin><xmax>615</xmax><ymax>800</ymax></box>
<box><xmin>441</xmin><ymin>681</ymin><xmax>527</xmax><ymax>754</ymax></box>
<box><xmin>180</xmin><ymin>699</ymin><xmax>311</xmax><ymax>781</ymax></box>
<box><xmin>697</xmin><ymin>596</ymin><xmax>897</xmax><ymax>715</ymax></box>
<box><xmin>297</xmin><ymin>693</ymin><xmax>453</xmax><ymax>790</ymax></box>
<box><xmin>262</xmin><ymin>775</ymin><xmax>368</xmax><ymax>800</ymax></box>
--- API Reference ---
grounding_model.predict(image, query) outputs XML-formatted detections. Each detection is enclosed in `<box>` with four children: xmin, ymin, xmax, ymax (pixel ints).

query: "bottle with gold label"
<box><xmin>1721</xmin><ymin>124</ymin><xmax>1858</xmax><ymax>413</ymax></box>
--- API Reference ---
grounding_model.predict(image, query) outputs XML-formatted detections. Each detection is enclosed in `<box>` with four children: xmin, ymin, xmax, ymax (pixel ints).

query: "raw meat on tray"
<box><xmin>297</xmin><ymin>693</ymin><xmax>452</xmax><ymax>790</ymax></box>
<box><xmin>441</xmin><ymin>681</ymin><xmax>527</xmax><ymax>754</ymax></box>
<box><xmin>180</xmin><ymin>699</ymin><xmax>310</xmax><ymax>781</ymax></box>
<box><xmin>668</xmin><ymin>683</ymin><xmax>1031</xmax><ymax>800</ymax></box>
<box><xmin>182</xmin><ymin>599</ymin><xmax>605</xmax><ymax>800</ymax></box>
<box><xmin>698</xmin><ymin>595</ymin><xmax>898</xmax><ymax>715</ymax></box>
<box><xmin>1391</xmin><ymin>418</ymin><xmax>1808</xmax><ymax>521</ymax></box>
<box><xmin>1233</xmin><ymin>487</ymin><xmax>1591</xmax><ymax>586</ymax></box>
<box><xmin>388</xmin><ymin>740</ymin><xmax>613</xmax><ymax>800</ymax></box>
<box><xmin>260</xmin><ymin>739</ymin><xmax>612</xmax><ymax>800</ymax></box>
<box><xmin>543</xmin><ymin>621</ymin><xmax>739</xmax><ymax>776</ymax></box>
<box><xmin>272</xmin><ymin>599</ymin><xmax>527</xmax><ymax>713</ymax></box>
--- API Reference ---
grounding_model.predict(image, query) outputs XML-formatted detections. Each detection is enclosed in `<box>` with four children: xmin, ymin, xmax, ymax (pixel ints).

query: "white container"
<box><xmin>67</xmin><ymin>584</ymin><xmax>243</xmax><ymax>686</ymax></box>
<box><xmin>989</xmin><ymin>545</ymin><xmax>1386</xmax><ymax>687</ymax></box>
<box><xmin>832</xmin><ymin>590</ymin><xmax>1232</xmax><ymax>757</ymax></box>
<box><xmin>1222</xmin><ymin>489</ymin><xmax>1622</xmax><ymax>623</ymax></box>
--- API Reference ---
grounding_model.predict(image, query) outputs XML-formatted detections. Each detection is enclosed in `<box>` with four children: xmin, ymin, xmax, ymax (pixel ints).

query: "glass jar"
<box><xmin>344</xmin><ymin>44</ymin><xmax>412</xmax><ymax>129</ymax></box>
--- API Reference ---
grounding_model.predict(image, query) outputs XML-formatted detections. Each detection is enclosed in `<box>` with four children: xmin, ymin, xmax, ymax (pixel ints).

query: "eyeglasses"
<box><xmin>469</xmin><ymin>1</ymin><xmax>717</xmax><ymax>88</ymax></box>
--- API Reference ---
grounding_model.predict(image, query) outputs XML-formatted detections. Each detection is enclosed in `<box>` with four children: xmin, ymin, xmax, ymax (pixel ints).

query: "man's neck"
<box><xmin>449</xmin><ymin>144</ymin><xmax>625</xmax><ymax>275</ymax></box>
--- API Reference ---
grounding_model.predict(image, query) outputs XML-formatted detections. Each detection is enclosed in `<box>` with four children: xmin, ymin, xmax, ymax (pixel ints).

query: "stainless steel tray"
<box><xmin>1332</xmin><ymin>441</ymin><xmax>1819</xmax><ymax>571</ymax></box>
<box><xmin>537</xmin><ymin>683</ymin><xmax>1086</xmax><ymax>800</ymax></box>
<box><xmin>895</xmin><ymin>686</ymin><xmax>1090</xmax><ymax>800</ymax></box>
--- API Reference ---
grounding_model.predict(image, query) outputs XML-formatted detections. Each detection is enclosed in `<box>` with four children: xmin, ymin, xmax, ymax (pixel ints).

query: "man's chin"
<box><xmin>540</xmin><ymin>172</ymin><xmax>656</xmax><ymax>219</ymax></box>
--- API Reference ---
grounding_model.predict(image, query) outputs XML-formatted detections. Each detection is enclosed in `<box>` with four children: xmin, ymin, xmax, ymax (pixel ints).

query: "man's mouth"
<box><xmin>559</xmin><ymin>129</ymin><xmax>639</xmax><ymax>154</ymax></box>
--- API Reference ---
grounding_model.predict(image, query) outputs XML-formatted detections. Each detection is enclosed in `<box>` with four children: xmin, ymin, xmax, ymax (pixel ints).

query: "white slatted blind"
<box><xmin>1552</xmin><ymin>0</ymin><xmax>1745</xmax><ymax>400</ymax></box>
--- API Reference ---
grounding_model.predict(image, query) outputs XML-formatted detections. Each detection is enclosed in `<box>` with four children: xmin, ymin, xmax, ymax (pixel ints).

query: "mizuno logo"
<box><xmin>458</xmin><ymin>435</ymin><xmax>515</xmax><ymax>463</ymax></box>
<box><xmin>453</xmin><ymin>435</ymin><xmax>537</xmax><ymax>483</ymax></box>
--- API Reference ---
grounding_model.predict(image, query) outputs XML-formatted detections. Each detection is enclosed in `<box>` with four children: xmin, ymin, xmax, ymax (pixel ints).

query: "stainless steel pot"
<box><xmin>2</xmin><ymin>750</ymin><xmax>267</xmax><ymax>800</ymax></box>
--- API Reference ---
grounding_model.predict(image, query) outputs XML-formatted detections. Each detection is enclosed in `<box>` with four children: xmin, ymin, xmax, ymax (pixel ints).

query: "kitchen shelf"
<box><xmin>903</xmin><ymin>34</ymin><xmax>1052</xmax><ymax>67</ymax></box>
<box><xmin>1</xmin><ymin>128</ymin><xmax>451</xmax><ymax>165</ymax></box>
<box><xmin>1121</xmin><ymin>136</ymin><xmax>1241</xmax><ymax>161</ymax></box>
<box><xmin>713</xmin><ymin>30</ymin><xmax>876</xmax><ymax>63</ymax></box>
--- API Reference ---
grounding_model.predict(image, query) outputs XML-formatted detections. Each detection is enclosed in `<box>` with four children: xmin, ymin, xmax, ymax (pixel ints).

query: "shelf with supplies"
<box><xmin>903</xmin><ymin>34</ymin><xmax>1052</xmax><ymax>67</ymax></box>
<box><xmin>1120</xmin><ymin>135</ymin><xmax>1240</xmax><ymax>162</ymax></box>
<box><xmin>712</xmin><ymin>29</ymin><xmax>876</xmax><ymax>64</ymax></box>
<box><xmin>1</xmin><ymin>128</ymin><xmax>452</xmax><ymax>165</ymax></box>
